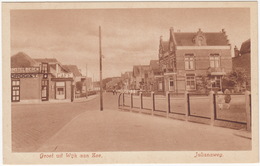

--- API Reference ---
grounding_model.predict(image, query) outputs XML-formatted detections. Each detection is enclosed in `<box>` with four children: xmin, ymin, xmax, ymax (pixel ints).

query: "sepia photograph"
<box><xmin>2</xmin><ymin>1</ymin><xmax>258</xmax><ymax>164</ymax></box>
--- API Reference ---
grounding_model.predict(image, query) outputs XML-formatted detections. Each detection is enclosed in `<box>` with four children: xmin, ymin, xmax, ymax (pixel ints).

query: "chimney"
<box><xmin>169</xmin><ymin>27</ymin><xmax>177</xmax><ymax>45</ymax></box>
<box><xmin>234</xmin><ymin>45</ymin><xmax>240</xmax><ymax>57</ymax></box>
<box><xmin>160</xmin><ymin>35</ymin><xmax>163</xmax><ymax>42</ymax></box>
<box><xmin>222</xmin><ymin>28</ymin><xmax>226</xmax><ymax>34</ymax></box>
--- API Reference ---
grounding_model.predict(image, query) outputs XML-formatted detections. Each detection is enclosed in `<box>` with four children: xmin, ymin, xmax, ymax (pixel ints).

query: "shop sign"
<box><xmin>56</xmin><ymin>73</ymin><xmax>73</xmax><ymax>78</ymax></box>
<box><xmin>11</xmin><ymin>73</ymin><xmax>38</xmax><ymax>78</ymax></box>
<box><xmin>11</xmin><ymin>67</ymin><xmax>40</xmax><ymax>73</ymax></box>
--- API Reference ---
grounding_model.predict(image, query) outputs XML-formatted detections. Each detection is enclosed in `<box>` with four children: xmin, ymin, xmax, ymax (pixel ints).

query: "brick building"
<box><xmin>158</xmin><ymin>28</ymin><xmax>233</xmax><ymax>93</ymax></box>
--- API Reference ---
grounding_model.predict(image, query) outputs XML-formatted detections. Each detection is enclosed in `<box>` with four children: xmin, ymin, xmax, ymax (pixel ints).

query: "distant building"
<box><xmin>147</xmin><ymin>60</ymin><xmax>163</xmax><ymax>93</ymax></box>
<box><xmin>132</xmin><ymin>65</ymin><xmax>150</xmax><ymax>90</ymax></box>
<box><xmin>121</xmin><ymin>71</ymin><xmax>133</xmax><ymax>90</ymax></box>
<box><xmin>232</xmin><ymin>39</ymin><xmax>251</xmax><ymax>90</ymax></box>
<box><xmin>158</xmin><ymin>28</ymin><xmax>233</xmax><ymax>93</ymax></box>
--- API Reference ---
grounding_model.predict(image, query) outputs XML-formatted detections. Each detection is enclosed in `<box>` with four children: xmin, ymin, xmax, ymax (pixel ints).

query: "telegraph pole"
<box><xmin>99</xmin><ymin>26</ymin><xmax>103</xmax><ymax>111</ymax></box>
<box><xmin>86</xmin><ymin>64</ymin><xmax>88</xmax><ymax>99</ymax></box>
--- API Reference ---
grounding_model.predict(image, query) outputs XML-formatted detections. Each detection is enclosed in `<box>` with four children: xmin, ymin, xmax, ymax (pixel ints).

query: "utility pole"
<box><xmin>86</xmin><ymin>64</ymin><xmax>88</xmax><ymax>98</ymax></box>
<box><xmin>99</xmin><ymin>26</ymin><xmax>103</xmax><ymax>111</ymax></box>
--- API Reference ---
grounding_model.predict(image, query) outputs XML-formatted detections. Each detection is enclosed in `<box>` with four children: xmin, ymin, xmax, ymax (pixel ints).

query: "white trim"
<box><xmin>164</xmin><ymin>72</ymin><xmax>176</xmax><ymax>76</ymax></box>
<box><xmin>176</xmin><ymin>46</ymin><xmax>231</xmax><ymax>50</ymax></box>
<box><xmin>154</xmin><ymin>75</ymin><xmax>164</xmax><ymax>78</ymax></box>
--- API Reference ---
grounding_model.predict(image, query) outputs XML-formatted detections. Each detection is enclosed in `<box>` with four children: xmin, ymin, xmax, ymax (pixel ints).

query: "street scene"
<box><xmin>10</xmin><ymin>7</ymin><xmax>252</xmax><ymax>153</ymax></box>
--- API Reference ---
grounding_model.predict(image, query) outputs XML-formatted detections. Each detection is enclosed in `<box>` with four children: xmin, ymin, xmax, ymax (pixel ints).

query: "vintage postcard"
<box><xmin>2</xmin><ymin>1</ymin><xmax>258</xmax><ymax>164</ymax></box>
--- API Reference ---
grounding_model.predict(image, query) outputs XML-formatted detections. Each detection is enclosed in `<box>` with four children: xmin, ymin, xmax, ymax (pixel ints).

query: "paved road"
<box><xmin>12</xmin><ymin>92</ymin><xmax>251</xmax><ymax>152</ymax></box>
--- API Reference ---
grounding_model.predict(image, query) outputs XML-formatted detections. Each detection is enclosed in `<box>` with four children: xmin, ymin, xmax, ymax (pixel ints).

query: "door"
<box><xmin>41</xmin><ymin>80</ymin><xmax>49</xmax><ymax>101</ymax></box>
<box><xmin>56</xmin><ymin>82</ymin><xmax>66</xmax><ymax>100</ymax></box>
<box><xmin>169</xmin><ymin>77</ymin><xmax>174</xmax><ymax>91</ymax></box>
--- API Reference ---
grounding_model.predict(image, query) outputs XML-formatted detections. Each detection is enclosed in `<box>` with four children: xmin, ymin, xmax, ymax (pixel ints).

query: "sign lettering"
<box><xmin>11</xmin><ymin>67</ymin><xmax>40</xmax><ymax>73</ymax></box>
<box><xmin>11</xmin><ymin>73</ymin><xmax>38</xmax><ymax>78</ymax></box>
<box><xmin>56</xmin><ymin>73</ymin><xmax>73</xmax><ymax>78</ymax></box>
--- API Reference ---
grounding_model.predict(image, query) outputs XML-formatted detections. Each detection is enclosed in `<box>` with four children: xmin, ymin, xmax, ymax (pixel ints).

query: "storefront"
<box><xmin>11</xmin><ymin>67</ymin><xmax>46</xmax><ymax>102</ymax></box>
<box><xmin>50</xmin><ymin>73</ymin><xmax>74</xmax><ymax>101</ymax></box>
<box><xmin>11</xmin><ymin>67</ymin><xmax>74</xmax><ymax>103</ymax></box>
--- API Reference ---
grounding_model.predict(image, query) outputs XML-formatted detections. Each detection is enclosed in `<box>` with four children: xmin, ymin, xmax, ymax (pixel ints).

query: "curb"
<box><xmin>11</xmin><ymin>95</ymin><xmax>98</xmax><ymax>105</ymax></box>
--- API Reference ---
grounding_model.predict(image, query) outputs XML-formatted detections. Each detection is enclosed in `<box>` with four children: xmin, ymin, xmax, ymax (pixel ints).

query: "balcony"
<box><xmin>207</xmin><ymin>67</ymin><xmax>226</xmax><ymax>76</ymax></box>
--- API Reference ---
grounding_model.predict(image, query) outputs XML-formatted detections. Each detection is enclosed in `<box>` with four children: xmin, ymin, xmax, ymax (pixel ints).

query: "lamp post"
<box><xmin>99</xmin><ymin>26</ymin><xmax>103</xmax><ymax>111</ymax></box>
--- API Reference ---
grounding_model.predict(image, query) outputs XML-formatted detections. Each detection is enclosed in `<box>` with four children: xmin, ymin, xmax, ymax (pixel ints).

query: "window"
<box><xmin>186</xmin><ymin>74</ymin><xmax>196</xmax><ymax>90</ymax></box>
<box><xmin>42</xmin><ymin>80</ymin><xmax>48</xmax><ymax>86</ymax></box>
<box><xmin>12</xmin><ymin>80</ymin><xmax>20</xmax><ymax>102</ymax></box>
<box><xmin>210</xmin><ymin>54</ymin><xmax>220</xmax><ymax>68</ymax></box>
<box><xmin>41</xmin><ymin>63</ymin><xmax>48</xmax><ymax>73</ymax></box>
<box><xmin>185</xmin><ymin>54</ymin><xmax>195</xmax><ymax>70</ymax></box>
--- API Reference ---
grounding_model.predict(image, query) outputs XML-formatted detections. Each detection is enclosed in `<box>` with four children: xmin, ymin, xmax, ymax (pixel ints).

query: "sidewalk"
<box><xmin>37</xmin><ymin>108</ymin><xmax>251</xmax><ymax>152</ymax></box>
<box><xmin>11</xmin><ymin>95</ymin><xmax>98</xmax><ymax>105</ymax></box>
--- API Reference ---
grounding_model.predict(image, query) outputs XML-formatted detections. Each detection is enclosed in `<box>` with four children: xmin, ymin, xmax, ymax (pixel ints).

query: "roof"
<box><xmin>150</xmin><ymin>60</ymin><xmax>160</xmax><ymax>71</ymax></box>
<box><xmin>62</xmin><ymin>65</ymin><xmax>82</xmax><ymax>77</ymax></box>
<box><xmin>11</xmin><ymin>52</ymin><xmax>37</xmax><ymax>68</ymax></box>
<box><xmin>133</xmin><ymin>65</ymin><xmax>150</xmax><ymax>77</ymax></box>
<box><xmin>174</xmin><ymin>32</ymin><xmax>229</xmax><ymax>46</ymax></box>
<box><xmin>34</xmin><ymin>58</ymin><xmax>59</xmax><ymax>64</ymax></box>
<box><xmin>240</xmin><ymin>39</ymin><xmax>250</xmax><ymax>55</ymax></box>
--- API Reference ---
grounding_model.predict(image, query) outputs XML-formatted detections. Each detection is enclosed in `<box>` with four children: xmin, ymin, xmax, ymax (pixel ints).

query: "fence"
<box><xmin>118</xmin><ymin>91</ymin><xmax>251</xmax><ymax>131</ymax></box>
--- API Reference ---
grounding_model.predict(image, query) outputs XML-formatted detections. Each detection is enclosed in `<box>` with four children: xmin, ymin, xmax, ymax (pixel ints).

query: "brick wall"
<box><xmin>176</xmin><ymin>48</ymin><xmax>232</xmax><ymax>75</ymax></box>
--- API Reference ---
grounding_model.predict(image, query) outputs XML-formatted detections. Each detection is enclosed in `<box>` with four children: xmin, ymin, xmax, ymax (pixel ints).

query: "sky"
<box><xmin>10</xmin><ymin>8</ymin><xmax>250</xmax><ymax>79</ymax></box>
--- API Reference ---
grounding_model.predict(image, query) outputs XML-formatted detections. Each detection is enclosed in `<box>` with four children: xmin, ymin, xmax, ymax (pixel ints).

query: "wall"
<box><xmin>20</xmin><ymin>77</ymin><xmax>40</xmax><ymax>100</ymax></box>
<box><xmin>65</xmin><ymin>81</ymin><xmax>72</xmax><ymax>100</ymax></box>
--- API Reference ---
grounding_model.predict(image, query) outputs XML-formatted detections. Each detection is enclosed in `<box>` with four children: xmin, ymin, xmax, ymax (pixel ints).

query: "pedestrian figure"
<box><xmin>224</xmin><ymin>89</ymin><xmax>231</xmax><ymax>109</ymax></box>
<box><xmin>217</xmin><ymin>91</ymin><xmax>224</xmax><ymax>110</ymax></box>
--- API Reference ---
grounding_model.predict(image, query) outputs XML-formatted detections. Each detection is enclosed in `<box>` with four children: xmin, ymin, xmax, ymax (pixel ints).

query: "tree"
<box><xmin>222</xmin><ymin>68</ymin><xmax>248</xmax><ymax>92</ymax></box>
<box><xmin>196</xmin><ymin>74</ymin><xmax>211</xmax><ymax>94</ymax></box>
<box><xmin>76</xmin><ymin>81</ymin><xmax>83</xmax><ymax>93</ymax></box>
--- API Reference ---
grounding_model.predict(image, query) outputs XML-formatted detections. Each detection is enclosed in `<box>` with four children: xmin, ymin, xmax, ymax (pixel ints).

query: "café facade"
<box><xmin>11</xmin><ymin>53</ymin><xmax>76</xmax><ymax>103</ymax></box>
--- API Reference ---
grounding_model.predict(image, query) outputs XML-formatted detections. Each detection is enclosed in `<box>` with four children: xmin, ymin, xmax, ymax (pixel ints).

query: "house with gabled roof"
<box><xmin>158</xmin><ymin>27</ymin><xmax>232</xmax><ymax>93</ymax></box>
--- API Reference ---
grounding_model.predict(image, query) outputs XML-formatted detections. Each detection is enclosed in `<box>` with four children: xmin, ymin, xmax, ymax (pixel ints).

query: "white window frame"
<box><xmin>185</xmin><ymin>54</ymin><xmax>195</xmax><ymax>70</ymax></box>
<box><xmin>209</xmin><ymin>53</ymin><xmax>220</xmax><ymax>68</ymax></box>
<box><xmin>186</xmin><ymin>74</ymin><xmax>196</xmax><ymax>90</ymax></box>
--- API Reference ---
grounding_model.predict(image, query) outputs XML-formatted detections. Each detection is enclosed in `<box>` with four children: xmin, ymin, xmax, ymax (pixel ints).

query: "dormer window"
<box><xmin>198</xmin><ymin>36</ymin><xmax>204</xmax><ymax>46</ymax></box>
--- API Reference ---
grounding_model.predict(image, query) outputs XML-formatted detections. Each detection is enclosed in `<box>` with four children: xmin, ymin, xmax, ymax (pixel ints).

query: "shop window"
<box><xmin>210</xmin><ymin>54</ymin><xmax>220</xmax><ymax>68</ymax></box>
<box><xmin>185</xmin><ymin>54</ymin><xmax>195</xmax><ymax>70</ymax></box>
<box><xmin>11</xmin><ymin>80</ymin><xmax>20</xmax><ymax>102</ymax></box>
<box><xmin>186</xmin><ymin>74</ymin><xmax>196</xmax><ymax>90</ymax></box>
<box><xmin>41</xmin><ymin>63</ymin><xmax>48</xmax><ymax>73</ymax></box>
